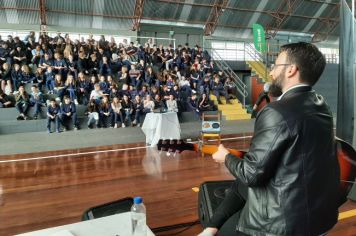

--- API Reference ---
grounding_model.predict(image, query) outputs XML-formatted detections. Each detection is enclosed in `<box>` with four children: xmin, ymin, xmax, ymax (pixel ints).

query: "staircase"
<box><xmin>246</xmin><ymin>61</ymin><xmax>270</xmax><ymax>82</ymax></box>
<box><xmin>245</xmin><ymin>43</ymin><xmax>270</xmax><ymax>82</ymax></box>
<box><xmin>210</xmin><ymin>95</ymin><xmax>251</xmax><ymax>120</ymax></box>
<box><xmin>208</xmin><ymin>48</ymin><xmax>251</xmax><ymax>121</ymax></box>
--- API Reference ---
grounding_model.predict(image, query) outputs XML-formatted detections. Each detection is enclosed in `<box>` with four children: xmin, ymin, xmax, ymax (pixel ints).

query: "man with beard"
<box><xmin>199</xmin><ymin>42</ymin><xmax>340</xmax><ymax>236</ymax></box>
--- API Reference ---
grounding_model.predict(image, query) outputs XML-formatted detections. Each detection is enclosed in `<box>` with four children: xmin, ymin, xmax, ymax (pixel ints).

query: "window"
<box><xmin>211</xmin><ymin>41</ymin><xmax>260</xmax><ymax>61</ymax></box>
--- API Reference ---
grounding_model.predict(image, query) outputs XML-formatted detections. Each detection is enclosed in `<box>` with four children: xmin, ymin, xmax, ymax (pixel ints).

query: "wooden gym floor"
<box><xmin>0</xmin><ymin>134</ymin><xmax>355</xmax><ymax>235</ymax></box>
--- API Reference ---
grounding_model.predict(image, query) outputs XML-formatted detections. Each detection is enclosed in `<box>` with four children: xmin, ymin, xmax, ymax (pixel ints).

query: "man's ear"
<box><xmin>287</xmin><ymin>64</ymin><xmax>298</xmax><ymax>78</ymax></box>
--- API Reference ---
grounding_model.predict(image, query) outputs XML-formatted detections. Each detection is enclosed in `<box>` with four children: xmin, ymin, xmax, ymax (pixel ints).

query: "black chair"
<box><xmin>81</xmin><ymin>197</ymin><xmax>133</xmax><ymax>221</ymax></box>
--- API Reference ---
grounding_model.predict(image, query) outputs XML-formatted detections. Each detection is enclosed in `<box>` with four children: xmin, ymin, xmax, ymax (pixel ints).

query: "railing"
<box><xmin>244</xmin><ymin>43</ymin><xmax>271</xmax><ymax>81</ymax></box>
<box><xmin>244</xmin><ymin>43</ymin><xmax>264</xmax><ymax>63</ymax></box>
<box><xmin>209</xmin><ymin>48</ymin><xmax>248</xmax><ymax>107</ymax></box>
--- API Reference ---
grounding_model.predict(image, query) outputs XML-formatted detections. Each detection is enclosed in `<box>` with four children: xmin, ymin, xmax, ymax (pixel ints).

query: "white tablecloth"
<box><xmin>141</xmin><ymin>112</ymin><xmax>181</xmax><ymax>146</ymax></box>
<box><xmin>16</xmin><ymin>212</ymin><xmax>155</xmax><ymax>236</ymax></box>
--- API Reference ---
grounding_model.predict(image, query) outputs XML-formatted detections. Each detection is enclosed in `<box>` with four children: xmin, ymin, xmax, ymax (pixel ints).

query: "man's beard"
<box><xmin>269</xmin><ymin>70</ymin><xmax>285</xmax><ymax>97</ymax></box>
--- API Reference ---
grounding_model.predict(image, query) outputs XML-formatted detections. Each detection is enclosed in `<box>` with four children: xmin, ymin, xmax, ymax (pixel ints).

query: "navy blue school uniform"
<box><xmin>65</xmin><ymin>82</ymin><xmax>77</xmax><ymax>101</ymax></box>
<box><xmin>77</xmin><ymin>80</ymin><xmax>90</xmax><ymax>104</ymax></box>
<box><xmin>128</xmin><ymin>90</ymin><xmax>138</xmax><ymax>99</ymax></box>
<box><xmin>11</xmin><ymin>69</ymin><xmax>22</xmax><ymax>91</ymax></box>
<box><xmin>47</xmin><ymin>104</ymin><xmax>60</xmax><ymax>132</ymax></box>
<box><xmin>99</xmin><ymin>62</ymin><xmax>111</xmax><ymax>76</ymax></box>
<box><xmin>21</xmin><ymin>72</ymin><xmax>36</xmax><ymax>84</ymax></box>
<box><xmin>211</xmin><ymin>81</ymin><xmax>230</xmax><ymax>103</ymax></box>
<box><xmin>99</xmin><ymin>103</ymin><xmax>112</xmax><ymax>127</ymax></box>
<box><xmin>118</xmin><ymin>89</ymin><xmax>131</xmax><ymax>99</ymax></box>
<box><xmin>60</xmin><ymin>101</ymin><xmax>79</xmax><ymax>129</ymax></box>
<box><xmin>45</xmin><ymin>71</ymin><xmax>55</xmax><ymax>92</ymax></box>
<box><xmin>39</xmin><ymin>58</ymin><xmax>53</xmax><ymax>69</ymax></box>
<box><xmin>99</xmin><ymin>81</ymin><xmax>109</xmax><ymax>94</ymax></box>
<box><xmin>138</xmin><ymin>90</ymin><xmax>149</xmax><ymax>99</ymax></box>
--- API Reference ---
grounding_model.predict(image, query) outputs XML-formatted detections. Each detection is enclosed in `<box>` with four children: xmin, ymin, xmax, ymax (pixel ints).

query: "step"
<box><xmin>223</xmin><ymin>114</ymin><xmax>251</xmax><ymax>120</ymax></box>
<box><xmin>247</xmin><ymin>61</ymin><xmax>269</xmax><ymax>82</ymax></box>
<box><xmin>217</xmin><ymin>102</ymin><xmax>243</xmax><ymax>109</ymax></box>
<box><xmin>0</xmin><ymin>117</ymin><xmax>89</xmax><ymax>134</ymax></box>
<box><xmin>221</xmin><ymin>110</ymin><xmax>248</xmax><ymax>115</ymax></box>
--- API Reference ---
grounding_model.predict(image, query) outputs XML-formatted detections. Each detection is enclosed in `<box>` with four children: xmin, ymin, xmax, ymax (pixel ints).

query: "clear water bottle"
<box><xmin>131</xmin><ymin>196</ymin><xmax>147</xmax><ymax>236</ymax></box>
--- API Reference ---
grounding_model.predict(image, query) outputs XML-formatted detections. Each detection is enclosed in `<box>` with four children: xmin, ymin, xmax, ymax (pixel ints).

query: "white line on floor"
<box><xmin>0</xmin><ymin>135</ymin><xmax>253</xmax><ymax>163</ymax></box>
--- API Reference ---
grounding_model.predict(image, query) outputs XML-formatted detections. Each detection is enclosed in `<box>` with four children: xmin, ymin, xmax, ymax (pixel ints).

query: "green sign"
<box><xmin>253</xmin><ymin>23</ymin><xmax>266</xmax><ymax>53</ymax></box>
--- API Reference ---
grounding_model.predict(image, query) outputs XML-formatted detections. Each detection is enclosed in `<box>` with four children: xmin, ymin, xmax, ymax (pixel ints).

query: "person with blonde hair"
<box><xmin>65</xmin><ymin>74</ymin><xmax>78</xmax><ymax>104</ymax></box>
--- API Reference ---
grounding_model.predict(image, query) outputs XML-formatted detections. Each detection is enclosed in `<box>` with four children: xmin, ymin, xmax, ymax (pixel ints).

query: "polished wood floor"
<box><xmin>0</xmin><ymin>134</ymin><xmax>355</xmax><ymax>235</ymax></box>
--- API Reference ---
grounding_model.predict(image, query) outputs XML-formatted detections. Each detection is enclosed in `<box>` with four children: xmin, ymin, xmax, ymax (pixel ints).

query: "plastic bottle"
<box><xmin>131</xmin><ymin>196</ymin><xmax>147</xmax><ymax>236</ymax></box>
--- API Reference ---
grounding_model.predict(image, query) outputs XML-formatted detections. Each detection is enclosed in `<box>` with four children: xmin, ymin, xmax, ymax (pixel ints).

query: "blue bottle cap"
<box><xmin>134</xmin><ymin>197</ymin><xmax>143</xmax><ymax>204</ymax></box>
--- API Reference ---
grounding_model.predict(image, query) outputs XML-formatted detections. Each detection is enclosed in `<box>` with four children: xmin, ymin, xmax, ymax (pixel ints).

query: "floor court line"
<box><xmin>0</xmin><ymin>135</ymin><xmax>253</xmax><ymax>164</ymax></box>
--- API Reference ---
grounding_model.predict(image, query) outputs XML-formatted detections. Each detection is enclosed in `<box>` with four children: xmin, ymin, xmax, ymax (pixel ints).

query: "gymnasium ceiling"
<box><xmin>0</xmin><ymin>0</ymin><xmax>348</xmax><ymax>42</ymax></box>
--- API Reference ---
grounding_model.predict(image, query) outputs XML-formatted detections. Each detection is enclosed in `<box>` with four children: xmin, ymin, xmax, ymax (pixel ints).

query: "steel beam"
<box><xmin>155</xmin><ymin>0</ymin><xmax>338</xmax><ymax>23</ymax></box>
<box><xmin>266</xmin><ymin>0</ymin><xmax>303</xmax><ymax>38</ymax></box>
<box><xmin>132</xmin><ymin>0</ymin><xmax>145</xmax><ymax>31</ymax></box>
<box><xmin>312</xmin><ymin>3</ymin><xmax>340</xmax><ymax>42</ymax></box>
<box><xmin>39</xmin><ymin>0</ymin><xmax>47</xmax><ymax>32</ymax></box>
<box><xmin>204</xmin><ymin>0</ymin><xmax>229</xmax><ymax>36</ymax></box>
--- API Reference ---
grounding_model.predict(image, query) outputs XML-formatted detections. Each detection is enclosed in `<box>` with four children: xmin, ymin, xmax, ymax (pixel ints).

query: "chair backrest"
<box><xmin>202</xmin><ymin>112</ymin><xmax>221</xmax><ymax>133</ymax></box>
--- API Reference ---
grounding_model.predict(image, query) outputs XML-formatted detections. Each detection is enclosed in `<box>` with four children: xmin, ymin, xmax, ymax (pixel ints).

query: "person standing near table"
<box><xmin>199</xmin><ymin>42</ymin><xmax>340</xmax><ymax>236</ymax></box>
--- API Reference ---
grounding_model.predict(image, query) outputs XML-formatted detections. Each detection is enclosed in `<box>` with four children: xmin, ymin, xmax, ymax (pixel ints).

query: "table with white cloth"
<box><xmin>15</xmin><ymin>212</ymin><xmax>155</xmax><ymax>236</ymax></box>
<box><xmin>141</xmin><ymin>112</ymin><xmax>181</xmax><ymax>146</ymax></box>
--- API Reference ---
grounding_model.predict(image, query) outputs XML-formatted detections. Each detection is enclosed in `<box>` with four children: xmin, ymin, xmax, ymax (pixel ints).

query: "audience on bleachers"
<box><xmin>0</xmin><ymin>31</ymin><xmax>235</xmax><ymax>132</ymax></box>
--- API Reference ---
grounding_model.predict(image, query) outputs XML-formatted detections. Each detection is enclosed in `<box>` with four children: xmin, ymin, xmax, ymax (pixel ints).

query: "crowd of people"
<box><xmin>0</xmin><ymin>31</ymin><xmax>237</xmax><ymax>132</ymax></box>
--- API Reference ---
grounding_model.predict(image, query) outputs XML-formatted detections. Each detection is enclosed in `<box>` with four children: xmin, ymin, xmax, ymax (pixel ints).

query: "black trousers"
<box><xmin>210</xmin><ymin>180</ymin><xmax>249</xmax><ymax>236</ymax></box>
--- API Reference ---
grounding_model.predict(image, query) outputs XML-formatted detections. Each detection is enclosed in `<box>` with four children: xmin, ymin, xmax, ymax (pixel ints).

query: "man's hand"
<box><xmin>212</xmin><ymin>144</ymin><xmax>229</xmax><ymax>163</ymax></box>
<box><xmin>197</xmin><ymin>227</ymin><xmax>218</xmax><ymax>236</ymax></box>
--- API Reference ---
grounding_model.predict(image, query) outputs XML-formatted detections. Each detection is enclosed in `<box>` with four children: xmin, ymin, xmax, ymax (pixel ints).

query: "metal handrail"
<box><xmin>209</xmin><ymin>48</ymin><xmax>248</xmax><ymax>107</ymax></box>
<box><xmin>245</xmin><ymin>43</ymin><xmax>264</xmax><ymax>63</ymax></box>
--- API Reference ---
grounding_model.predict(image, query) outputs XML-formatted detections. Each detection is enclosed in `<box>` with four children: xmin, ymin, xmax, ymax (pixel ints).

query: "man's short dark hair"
<box><xmin>280</xmin><ymin>42</ymin><xmax>326</xmax><ymax>86</ymax></box>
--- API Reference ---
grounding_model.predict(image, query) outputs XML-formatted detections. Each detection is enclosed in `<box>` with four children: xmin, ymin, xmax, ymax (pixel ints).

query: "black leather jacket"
<box><xmin>225</xmin><ymin>86</ymin><xmax>340</xmax><ymax>236</ymax></box>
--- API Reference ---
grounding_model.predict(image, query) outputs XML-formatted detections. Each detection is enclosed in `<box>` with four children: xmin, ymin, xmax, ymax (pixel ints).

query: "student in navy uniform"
<box><xmin>65</xmin><ymin>74</ymin><xmax>78</xmax><ymax>104</ymax></box>
<box><xmin>45</xmin><ymin>66</ymin><xmax>55</xmax><ymax>94</ymax></box>
<box><xmin>99</xmin><ymin>56</ymin><xmax>111</xmax><ymax>76</ymax></box>
<box><xmin>132</xmin><ymin>95</ymin><xmax>143</xmax><ymax>127</ymax></box>
<box><xmin>15</xmin><ymin>85</ymin><xmax>30</xmax><ymax>120</ymax></box>
<box><xmin>11</xmin><ymin>63</ymin><xmax>22</xmax><ymax>92</ymax></box>
<box><xmin>121</xmin><ymin>94</ymin><xmax>133</xmax><ymax>127</ymax></box>
<box><xmin>60</xmin><ymin>95</ymin><xmax>79</xmax><ymax>131</ymax></box>
<box><xmin>77</xmin><ymin>72</ymin><xmax>90</xmax><ymax>105</ymax></box>
<box><xmin>20</xmin><ymin>65</ymin><xmax>35</xmax><ymax>84</ymax></box>
<box><xmin>211</xmin><ymin>75</ymin><xmax>231</xmax><ymax>104</ymax></box>
<box><xmin>30</xmin><ymin>84</ymin><xmax>44</xmax><ymax>119</ymax></box>
<box><xmin>47</xmin><ymin>98</ymin><xmax>61</xmax><ymax>133</ymax></box>
<box><xmin>98</xmin><ymin>96</ymin><xmax>112</xmax><ymax>128</ymax></box>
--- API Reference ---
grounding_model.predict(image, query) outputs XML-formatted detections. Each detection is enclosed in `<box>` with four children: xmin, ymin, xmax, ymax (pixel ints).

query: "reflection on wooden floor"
<box><xmin>0</xmin><ymin>134</ymin><xmax>355</xmax><ymax>236</ymax></box>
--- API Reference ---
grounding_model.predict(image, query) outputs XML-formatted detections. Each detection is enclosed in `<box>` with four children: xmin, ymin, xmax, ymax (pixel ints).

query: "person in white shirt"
<box><xmin>89</xmin><ymin>83</ymin><xmax>104</xmax><ymax>103</ymax></box>
<box><xmin>166</xmin><ymin>94</ymin><xmax>178</xmax><ymax>112</ymax></box>
<box><xmin>143</xmin><ymin>94</ymin><xmax>155</xmax><ymax>114</ymax></box>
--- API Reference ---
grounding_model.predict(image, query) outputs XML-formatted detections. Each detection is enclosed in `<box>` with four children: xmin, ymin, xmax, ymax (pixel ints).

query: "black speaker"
<box><xmin>198</xmin><ymin>180</ymin><xmax>234</xmax><ymax>228</ymax></box>
<box><xmin>81</xmin><ymin>197</ymin><xmax>133</xmax><ymax>221</ymax></box>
